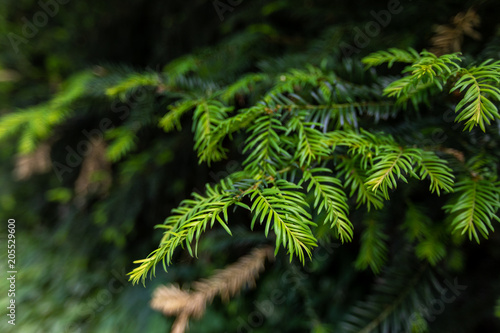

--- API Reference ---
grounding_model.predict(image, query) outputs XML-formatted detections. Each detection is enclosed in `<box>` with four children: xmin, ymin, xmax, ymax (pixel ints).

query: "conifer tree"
<box><xmin>2</xmin><ymin>0</ymin><xmax>500</xmax><ymax>332</ymax></box>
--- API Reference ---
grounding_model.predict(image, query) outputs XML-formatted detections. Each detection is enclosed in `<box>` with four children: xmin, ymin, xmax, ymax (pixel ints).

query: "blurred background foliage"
<box><xmin>1</xmin><ymin>0</ymin><xmax>500</xmax><ymax>332</ymax></box>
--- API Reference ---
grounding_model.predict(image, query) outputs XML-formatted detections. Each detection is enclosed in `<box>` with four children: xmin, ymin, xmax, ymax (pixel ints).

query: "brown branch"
<box><xmin>14</xmin><ymin>142</ymin><xmax>52</xmax><ymax>180</ymax></box>
<box><xmin>151</xmin><ymin>246</ymin><xmax>274</xmax><ymax>333</ymax></box>
<box><xmin>430</xmin><ymin>8</ymin><xmax>481</xmax><ymax>56</ymax></box>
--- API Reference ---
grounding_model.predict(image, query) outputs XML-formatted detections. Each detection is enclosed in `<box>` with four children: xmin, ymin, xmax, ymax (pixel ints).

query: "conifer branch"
<box><xmin>451</xmin><ymin>60</ymin><xmax>500</xmax><ymax>131</ymax></box>
<box><xmin>243</xmin><ymin>114</ymin><xmax>291</xmax><ymax>176</ymax></box>
<box><xmin>337</xmin><ymin>156</ymin><xmax>385</xmax><ymax>211</ymax></box>
<box><xmin>416</xmin><ymin>151</ymin><xmax>455</xmax><ymax>196</ymax></box>
<box><xmin>355</xmin><ymin>216</ymin><xmax>388</xmax><ymax>274</ymax></box>
<box><xmin>301</xmin><ymin>168</ymin><xmax>353</xmax><ymax>242</ymax></box>
<box><xmin>128</xmin><ymin>179</ymin><xmax>240</xmax><ymax>285</ymax></box>
<box><xmin>248</xmin><ymin>179</ymin><xmax>317</xmax><ymax>262</ymax></box>
<box><xmin>444</xmin><ymin>178</ymin><xmax>500</xmax><ymax>243</ymax></box>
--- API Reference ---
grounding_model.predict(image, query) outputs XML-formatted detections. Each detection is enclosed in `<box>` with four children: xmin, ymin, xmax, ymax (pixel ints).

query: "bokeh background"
<box><xmin>1</xmin><ymin>0</ymin><xmax>500</xmax><ymax>332</ymax></box>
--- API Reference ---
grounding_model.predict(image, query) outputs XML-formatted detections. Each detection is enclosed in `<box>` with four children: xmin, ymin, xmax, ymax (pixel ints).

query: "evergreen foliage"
<box><xmin>2</xmin><ymin>0</ymin><xmax>500</xmax><ymax>332</ymax></box>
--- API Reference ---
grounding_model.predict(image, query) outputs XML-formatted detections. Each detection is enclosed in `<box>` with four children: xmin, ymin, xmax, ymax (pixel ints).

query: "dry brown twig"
<box><xmin>151</xmin><ymin>246</ymin><xmax>274</xmax><ymax>332</ymax></box>
<box><xmin>440</xmin><ymin>147</ymin><xmax>466</xmax><ymax>163</ymax></box>
<box><xmin>430</xmin><ymin>8</ymin><xmax>481</xmax><ymax>56</ymax></box>
<box><xmin>14</xmin><ymin>137</ymin><xmax>112</xmax><ymax>209</ymax></box>
<box><xmin>74</xmin><ymin>138</ymin><xmax>112</xmax><ymax>206</ymax></box>
<box><xmin>14</xmin><ymin>142</ymin><xmax>52</xmax><ymax>180</ymax></box>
